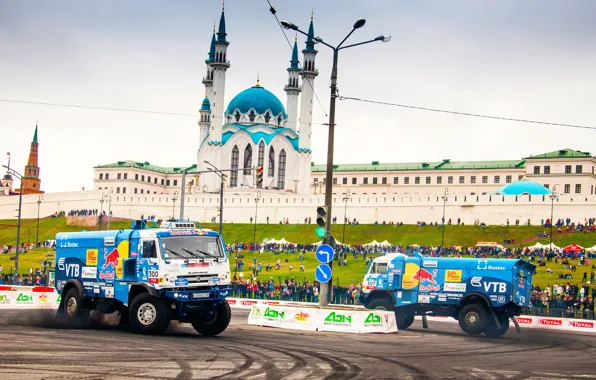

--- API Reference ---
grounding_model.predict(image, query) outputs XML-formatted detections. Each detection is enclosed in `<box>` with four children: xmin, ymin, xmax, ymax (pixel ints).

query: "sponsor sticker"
<box><xmin>418</xmin><ymin>295</ymin><xmax>430</xmax><ymax>304</ymax></box>
<box><xmin>294</xmin><ymin>311</ymin><xmax>310</xmax><ymax>322</ymax></box>
<box><xmin>0</xmin><ymin>294</ymin><xmax>9</xmax><ymax>303</ymax></box>
<box><xmin>16</xmin><ymin>293</ymin><xmax>33</xmax><ymax>303</ymax></box>
<box><xmin>104</xmin><ymin>237</ymin><xmax>115</xmax><ymax>246</ymax></box>
<box><xmin>175</xmin><ymin>278</ymin><xmax>189</xmax><ymax>287</ymax></box>
<box><xmin>187</xmin><ymin>262</ymin><xmax>210</xmax><ymax>268</ymax></box>
<box><xmin>424</xmin><ymin>260</ymin><xmax>438</xmax><ymax>268</ymax></box>
<box><xmin>86</xmin><ymin>249</ymin><xmax>98</xmax><ymax>266</ymax></box>
<box><xmin>82</xmin><ymin>267</ymin><xmax>97</xmax><ymax>279</ymax></box>
<box><xmin>99</xmin><ymin>271</ymin><xmax>115</xmax><ymax>280</ymax></box>
<box><xmin>443</xmin><ymin>283</ymin><xmax>466</xmax><ymax>292</ymax></box>
<box><xmin>539</xmin><ymin>318</ymin><xmax>562</xmax><ymax>326</ymax></box>
<box><xmin>445</xmin><ymin>270</ymin><xmax>462</xmax><ymax>282</ymax></box>
<box><xmin>242</xmin><ymin>300</ymin><xmax>258</xmax><ymax>306</ymax></box>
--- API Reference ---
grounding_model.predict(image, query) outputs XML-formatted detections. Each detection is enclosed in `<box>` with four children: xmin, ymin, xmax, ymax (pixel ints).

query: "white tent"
<box><xmin>264</xmin><ymin>238</ymin><xmax>295</xmax><ymax>245</ymax></box>
<box><xmin>379</xmin><ymin>240</ymin><xmax>392</xmax><ymax>247</ymax></box>
<box><xmin>585</xmin><ymin>245</ymin><xmax>596</xmax><ymax>252</ymax></box>
<box><xmin>365</xmin><ymin>240</ymin><xmax>381</xmax><ymax>247</ymax></box>
<box><xmin>525</xmin><ymin>242</ymin><xmax>560</xmax><ymax>250</ymax></box>
<box><xmin>312</xmin><ymin>239</ymin><xmax>343</xmax><ymax>246</ymax></box>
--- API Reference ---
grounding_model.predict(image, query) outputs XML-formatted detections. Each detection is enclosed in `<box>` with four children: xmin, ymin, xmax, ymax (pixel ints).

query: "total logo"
<box><xmin>538</xmin><ymin>318</ymin><xmax>562</xmax><ymax>326</ymax></box>
<box><xmin>568</xmin><ymin>321</ymin><xmax>594</xmax><ymax>329</ymax></box>
<box><xmin>516</xmin><ymin>317</ymin><xmax>533</xmax><ymax>324</ymax></box>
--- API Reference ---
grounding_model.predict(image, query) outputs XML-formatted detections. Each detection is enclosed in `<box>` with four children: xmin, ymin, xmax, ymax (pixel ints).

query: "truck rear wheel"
<box><xmin>129</xmin><ymin>293</ymin><xmax>170</xmax><ymax>334</ymax></box>
<box><xmin>62</xmin><ymin>288</ymin><xmax>89</xmax><ymax>324</ymax></box>
<box><xmin>395</xmin><ymin>312</ymin><xmax>415</xmax><ymax>330</ymax></box>
<box><xmin>458</xmin><ymin>304</ymin><xmax>488</xmax><ymax>335</ymax></box>
<box><xmin>192</xmin><ymin>300</ymin><xmax>231</xmax><ymax>337</ymax></box>
<box><xmin>484</xmin><ymin>313</ymin><xmax>510</xmax><ymax>338</ymax></box>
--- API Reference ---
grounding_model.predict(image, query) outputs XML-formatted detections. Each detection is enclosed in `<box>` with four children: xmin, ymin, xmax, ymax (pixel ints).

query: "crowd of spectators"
<box><xmin>68</xmin><ymin>209</ymin><xmax>99</xmax><ymax>216</ymax></box>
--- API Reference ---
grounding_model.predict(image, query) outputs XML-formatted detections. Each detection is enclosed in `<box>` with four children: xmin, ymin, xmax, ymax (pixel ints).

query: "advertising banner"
<box><xmin>0</xmin><ymin>291</ymin><xmax>59</xmax><ymax>309</ymax></box>
<box><xmin>248</xmin><ymin>305</ymin><xmax>318</xmax><ymax>331</ymax></box>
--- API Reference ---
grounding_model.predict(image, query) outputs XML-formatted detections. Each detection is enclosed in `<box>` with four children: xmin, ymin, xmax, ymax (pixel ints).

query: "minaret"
<box><xmin>209</xmin><ymin>1</ymin><xmax>230</xmax><ymax>144</ymax></box>
<box><xmin>298</xmin><ymin>13</ymin><xmax>318</xmax><ymax>149</ymax></box>
<box><xmin>201</xmin><ymin>24</ymin><xmax>216</xmax><ymax>101</ymax></box>
<box><xmin>20</xmin><ymin>123</ymin><xmax>43</xmax><ymax>194</ymax></box>
<box><xmin>284</xmin><ymin>35</ymin><xmax>301</xmax><ymax>131</ymax></box>
<box><xmin>199</xmin><ymin>92</ymin><xmax>211</xmax><ymax>144</ymax></box>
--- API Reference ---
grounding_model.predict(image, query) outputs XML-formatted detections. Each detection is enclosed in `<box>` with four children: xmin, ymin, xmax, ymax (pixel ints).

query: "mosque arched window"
<box><xmin>277</xmin><ymin>149</ymin><xmax>286</xmax><ymax>189</ymax></box>
<box><xmin>277</xmin><ymin>115</ymin><xmax>282</xmax><ymax>126</ymax></box>
<box><xmin>264</xmin><ymin>112</ymin><xmax>271</xmax><ymax>124</ymax></box>
<box><xmin>249</xmin><ymin>110</ymin><xmax>256</xmax><ymax>122</ymax></box>
<box><xmin>230</xmin><ymin>145</ymin><xmax>239</xmax><ymax>188</ymax></box>
<box><xmin>258</xmin><ymin>141</ymin><xmax>265</xmax><ymax>168</ymax></box>
<box><xmin>244</xmin><ymin>144</ymin><xmax>252</xmax><ymax>175</ymax></box>
<box><xmin>268</xmin><ymin>147</ymin><xmax>275</xmax><ymax>177</ymax></box>
<box><xmin>235</xmin><ymin>111</ymin><xmax>240</xmax><ymax>122</ymax></box>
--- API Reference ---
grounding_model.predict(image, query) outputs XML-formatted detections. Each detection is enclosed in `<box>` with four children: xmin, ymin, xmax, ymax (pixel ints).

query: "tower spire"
<box><xmin>305</xmin><ymin>11</ymin><xmax>316</xmax><ymax>51</ymax></box>
<box><xmin>33</xmin><ymin>121</ymin><xmax>38</xmax><ymax>143</ymax></box>
<box><xmin>217</xmin><ymin>0</ymin><xmax>227</xmax><ymax>42</ymax></box>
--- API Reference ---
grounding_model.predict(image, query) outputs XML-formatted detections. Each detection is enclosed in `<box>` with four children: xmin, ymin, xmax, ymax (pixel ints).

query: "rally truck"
<box><xmin>54</xmin><ymin>220</ymin><xmax>232</xmax><ymax>336</ymax></box>
<box><xmin>359</xmin><ymin>253</ymin><xmax>535</xmax><ymax>337</ymax></box>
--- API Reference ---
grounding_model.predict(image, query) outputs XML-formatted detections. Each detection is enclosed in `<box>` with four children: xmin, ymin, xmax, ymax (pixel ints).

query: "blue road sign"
<box><xmin>315</xmin><ymin>244</ymin><xmax>335</xmax><ymax>263</ymax></box>
<box><xmin>315</xmin><ymin>264</ymin><xmax>332</xmax><ymax>283</ymax></box>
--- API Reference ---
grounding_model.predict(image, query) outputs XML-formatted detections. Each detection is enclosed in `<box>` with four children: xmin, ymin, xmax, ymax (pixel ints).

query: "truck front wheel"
<box><xmin>483</xmin><ymin>313</ymin><xmax>510</xmax><ymax>338</ymax></box>
<box><xmin>192</xmin><ymin>300</ymin><xmax>231</xmax><ymax>337</ymax></box>
<box><xmin>129</xmin><ymin>293</ymin><xmax>170</xmax><ymax>334</ymax></box>
<box><xmin>62</xmin><ymin>288</ymin><xmax>89</xmax><ymax>325</ymax></box>
<box><xmin>458</xmin><ymin>304</ymin><xmax>488</xmax><ymax>335</ymax></box>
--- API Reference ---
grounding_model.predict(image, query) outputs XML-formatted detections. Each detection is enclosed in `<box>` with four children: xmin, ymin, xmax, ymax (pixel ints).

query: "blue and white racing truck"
<box><xmin>360</xmin><ymin>253</ymin><xmax>535</xmax><ymax>337</ymax></box>
<box><xmin>55</xmin><ymin>220</ymin><xmax>232</xmax><ymax>335</ymax></box>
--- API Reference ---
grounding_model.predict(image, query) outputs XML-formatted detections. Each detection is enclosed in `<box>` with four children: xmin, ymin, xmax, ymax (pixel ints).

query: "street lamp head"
<box><xmin>353</xmin><ymin>18</ymin><xmax>366</xmax><ymax>29</ymax></box>
<box><xmin>375</xmin><ymin>34</ymin><xmax>391</xmax><ymax>43</ymax></box>
<box><xmin>280</xmin><ymin>20</ymin><xmax>298</xmax><ymax>30</ymax></box>
<box><xmin>314</xmin><ymin>36</ymin><xmax>322</xmax><ymax>44</ymax></box>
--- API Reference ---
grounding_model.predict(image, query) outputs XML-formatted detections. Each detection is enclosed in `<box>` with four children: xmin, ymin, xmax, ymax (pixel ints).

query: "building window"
<box><xmin>459</xmin><ymin>176</ymin><xmax>464</xmax><ymax>184</ymax></box>
<box><xmin>277</xmin><ymin>149</ymin><xmax>286</xmax><ymax>189</ymax></box>
<box><xmin>333</xmin><ymin>178</ymin><xmax>337</xmax><ymax>185</ymax></box>
<box><xmin>373</xmin><ymin>177</ymin><xmax>378</xmax><ymax>185</ymax></box>
<box><xmin>576</xmin><ymin>165</ymin><xmax>583</xmax><ymax>174</ymax></box>
<box><xmin>544</xmin><ymin>166</ymin><xmax>550</xmax><ymax>174</ymax></box>
<box><xmin>99</xmin><ymin>174</ymin><xmax>104</xmax><ymax>180</ymax></box>
<box><xmin>154</xmin><ymin>178</ymin><xmax>157</xmax><ymax>184</ymax></box>
<box><xmin>173</xmin><ymin>180</ymin><xmax>178</xmax><ymax>186</ymax></box>
<box><xmin>404</xmin><ymin>177</ymin><xmax>410</xmax><ymax>184</ymax></box>
<box><xmin>166</xmin><ymin>180</ymin><xmax>170</xmax><ymax>186</ymax></box>
<box><xmin>161</xmin><ymin>179</ymin><xmax>164</xmax><ymax>185</ymax></box>
<box><xmin>134</xmin><ymin>188</ymin><xmax>138</xmax><ymax>194</ymax></box>
<box><xmin>141</xmin><ymin>189</ymin><xmax>144</xmax><ymax>194</ymax></box>
<box><xmin>415</xmin><ymin>177</ymin><xmax>420</xmax><ymax>184</ymax></box>
<box><xmin>230</xmin><ymin>145</ymin><xmax>239</xmax><ymax>187</ymax></box>
<box><xmin>363</xmin><ymin>178</ymin><xmax>369</xmax><ymax>185</ymax></box>
<box><xmin>244</xmin><ymin>144</ymin><xmax>253</xmax><ymax>175</ymax></box>
<box><xmin>135</xmin><ymin>174</ymin><xmax>139</xmax><ymax>180</ymax></box>
<box><xmin>506</xmin><ymin>175</ymin><xmax>512</xmax><ymax>183</ymax></box>
<box><xmin>544</xmin><ymin>184</ymin><xmax>550</xmax><ymax>189</ymax></box>
<box><xmin>148</xmin><ymin>176</ymin><xmax>151</xmax><ymax>183</ymax></box>
<box><xmin>565</xmin><ymin>165</ymin><xmax>572</xmax><ymax>174</ymax></box>
<box><xmin>105</xmin><ymin>173</ymin><xmax>109</xmax><ymax>180</ymax></box>
<box><xmin>393</xmin><ymin>177</ymin><xmax>398</xmax><ymax>184</ymax></box>
<box><xmin>382</xmin><ymin>177</ymin><xmax>387</xmax><ymax>185</ymax></box>
<box><xmin>258</xmin><ymin>141</ymin><xmax>265</xmax><ymax>167</ymax></box>
<box><xmin>518</xmin><ymin>175</ymin><xmax>523</xmax><ymax>180</ymax></box>
<box><xmin>342</xmin><ymin>178</ymin><xmax>347</xmax><ymax>185</ymax></box>
<box><xmin>141</xmin><ymin>175</ymin><xmax>145</xmax><ymax>181</ymax></box>
<box><xmin>448</xmin><ymin>176</ymin><xmax>453</xmax><ymax>184</ymax></box>
<box><xmin>117</xmin><ymin>173</ymin><xmax>121</xmax><ymax>180</ymax></box>
<box><xmin>482</xmin><ymin>176</ymin><xmax>488</xmax><ymax>184</ymax></box>
<box><xmin>437</xmin><ymin>176</ymin><xmax>442</xmax><ymax>184</ymax></box>
<box><xmin>268</xmin><ymin>147</ymin><xmax>275</xmax><ymax>177</ymax></box>
<box><xmin>425</xmin><ymin>177</ymin><xmax>431</xmax><ymax>184</ymax></box>
<box><xmin>123</xmin><ymin>187</ymin><xmax>127</xmax><ymax>194</ymax></box>
<box><xmin>494</xmin><ymin>176</ymin><xmax>500</xmax><ymax>184</ymax></box>
<box><xmin>352</xmin><ymin>177</ymin><xmax>357</xmax><ymax>185</ymax></box>
<box><xmin>564</xmin><ymin>184</ymin><xmax>571</xmax><ymax>194</ymax></box>
<box><xmin>116</xmin><ymin>187</ymin><xmax>120</xmax><ymax>193</ymax></box>
<box><xmin>471</xmin><ymin>176</ymin><xmax>476</xmax><ymax>184</ymax></box>
<box><xmin>533</xmin><ymin>166</ymin><xmax>540</xmax><ymax>174</ymax></box>
<box><xmin>575</xmin><ymin>184</ymin><xmax>582</xmax><ymax>193</ymax></box>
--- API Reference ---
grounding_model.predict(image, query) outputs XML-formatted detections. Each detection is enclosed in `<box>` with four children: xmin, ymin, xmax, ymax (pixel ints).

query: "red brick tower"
<box><xmin>20</xmin><ymin>124</ymin><xmax>44</xmax><ymax>194</ymax></box>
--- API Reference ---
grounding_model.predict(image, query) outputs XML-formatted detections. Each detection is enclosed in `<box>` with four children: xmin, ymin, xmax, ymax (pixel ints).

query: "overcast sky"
<box><xmin>1</xmin><ymin>0</ymin><xmax>595</xmax><ymax>192</ymax></box>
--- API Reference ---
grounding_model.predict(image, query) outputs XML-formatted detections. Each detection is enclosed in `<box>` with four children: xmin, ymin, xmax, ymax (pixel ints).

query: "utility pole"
<box><xmin>342</xmin><ymin>189</ymin><xmax>351</xmax><ymax>243</ymax></box>
<box><xmin>36</xmin><ymin>194</ymin><xmax>43</xmax><ymax>247</ymax></box>
<box><xmin>441</xmin><ymin>187</ymin><xmax>449</xmax><ymax>255</ymax></box>
<box><xmin>253</xmin><ymin>190</ymin><xmax>262</xmax><ymax>253</ymax></box>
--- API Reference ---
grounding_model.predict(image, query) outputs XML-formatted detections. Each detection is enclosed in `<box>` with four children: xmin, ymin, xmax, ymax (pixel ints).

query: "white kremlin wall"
<box><xmin>1</xmin><ymin>190</ymin><xmax>595</xmax><ymax>226</ymax></box>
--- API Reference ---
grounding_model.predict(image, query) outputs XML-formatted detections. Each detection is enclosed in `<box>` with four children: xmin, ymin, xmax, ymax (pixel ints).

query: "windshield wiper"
<box><xmin>165</xmin><ymin>248</ymin><xmax>185</xmax><ymax>259</ymax></box>
<box><xmin>195</xmin><ymin>249</ymin><xmax>219</xmax><ymax>261</ymax></box>
<box><xmin>181</xmin><ymin>248</ymin><xmax>203</xmax><ymax>260</ymax></box>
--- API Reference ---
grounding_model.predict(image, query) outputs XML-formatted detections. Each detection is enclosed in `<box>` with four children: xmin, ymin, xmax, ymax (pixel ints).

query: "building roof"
<box><xmin>525</xmin><ymin>148</ymin><xmax>593</xmax><ymax>160</ymax></box>
<box><xmin>491</xmin><ymin>179</ymin><xmax>551</xmax><ymax>196</ymax></box>
<box><xmin>310</xmin><ymin>159</ymin><xmax>526</xmax><ymax>173</ymax></box>
<box><xmin>226</xmin><ymin>85</ymin><xmax>286</xmax><ymax>117</ymax></box>
<box><xmin>290</xmin><ymin>39</ymin><xmax>300</xmax><ymax>69</ymax></box>
<box><xmin>94</xmin><ymin>161</ymin><xmax>196</xmax><ymax>175</ymax></box>
<box><xmin>201</xmin><ymin>97</ymin><xmax>210</xmax><ymax>111</ymax></box>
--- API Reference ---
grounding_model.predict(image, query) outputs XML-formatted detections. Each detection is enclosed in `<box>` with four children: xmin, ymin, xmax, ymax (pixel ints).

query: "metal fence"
<box><xmin>523</xmin><ymin>307</ymin><xmax>594</xmax><ymax>320</ymax></box>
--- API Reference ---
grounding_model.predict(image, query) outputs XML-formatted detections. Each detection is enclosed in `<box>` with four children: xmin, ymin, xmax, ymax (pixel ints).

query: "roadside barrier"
<box><xmin>0</xmin><ymin>286</ymin><xmax>60</xmax><ymax>309</ymax></box>
<box><xmin>247</xmin><ymin>304</ymin><xmax>397</xmax><ymax>334</ymax></box>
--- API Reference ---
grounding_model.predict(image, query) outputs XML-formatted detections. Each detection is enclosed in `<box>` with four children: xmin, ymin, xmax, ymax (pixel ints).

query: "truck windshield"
<box><xmin>161</xmin><ymin>236</ymin><xmax>225</xmax><ymax>260</ymax></box>
<box><xmin>370</xmin><ymin>262</ymin><xmax>388</xmax><ymax>274</ymax></box>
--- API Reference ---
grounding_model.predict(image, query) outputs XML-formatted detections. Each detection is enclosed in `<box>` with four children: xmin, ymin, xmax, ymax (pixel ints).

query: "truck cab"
<box><xmin>360</xmin><ymin>253</ymin><xmax>535</xmax><ymax>337</ymax></box>
<box><xmin>55</xmin><ymin>220</ymin><xmax>232</xmax><ymax>336</ymax></box>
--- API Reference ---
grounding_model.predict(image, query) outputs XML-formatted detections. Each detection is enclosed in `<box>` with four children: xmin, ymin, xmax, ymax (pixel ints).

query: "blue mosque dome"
<box><xmin>492</xmin><ymin>179</ymin><xmax>551</xmax><ymax>195</ymax></box>
<box><xmin>226</xmin><ymin>85</ymin><xmax>286</xmax><ymax>117</ymax></box>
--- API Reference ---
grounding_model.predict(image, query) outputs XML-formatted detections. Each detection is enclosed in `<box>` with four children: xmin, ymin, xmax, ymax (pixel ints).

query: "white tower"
<box><xmin>284</xmin><ymin>35</ymin><xmax>301</xmax><ymax>132</ymax></box>
<box><xmin>202</xmin><ymin>25</ymin><xmax>216</xmax><ymax>101</ymax></box>
<box><xmin>198</xmin><ymin>93</ymin><xmax>211</xmax><ymax>144</ymax></box>
<box><xmin>298</xmin><ymin>15</ymin><xmax>318</xmax><ymax>149</ymax></box>
<box><xmin>209</xmin><ymin>5</ymin><xmax>230</xmax><ymax>144</ymax></box>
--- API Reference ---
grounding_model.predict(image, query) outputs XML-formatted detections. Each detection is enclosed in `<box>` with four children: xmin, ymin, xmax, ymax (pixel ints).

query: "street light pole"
<box><xmin>180</xmin><ymin>169</ymin><xmax>186</xmax><ymax>220</ymax></box>
<box><xmin>171</xmin><ymin>192</ymin><xmax>178</xmax><ymax>219</ymax></box>
<box><xmin>342</xmin><ymin>189</ymin><xmax>351</xmax><ymax>243</ymax></box>
<box><xmin>549</xmin><ymin>186</ymin><xmax>557</xmax><ymax>251</ymax></box>
<box><xmin>253</xmin><ymin>190</ymin><xmax>262</xmax><ymax>253</ymax></box>
<box><xmin>107</xmin><ymin>194</ymin><xmax>112</xmax><ymax>230</ymax></box>
<box><xmin>281</xmin><ymin>17</ymin><xmax>389</xmax><ymax>306</ymax></box>
<box><xmin>3</xmin><ymin>166</ymin><xmax>23</xmax><ymax>278</ymax></box>
<box><xmin>99</xmin><ymin>194</ymin><xmax>105</xmax><ymax>231</ymax></box>
<box><xmin>36</xmin><ymin>194</ymin><xmax>43</xmax><ymax>247</ymax></box>
<box><xmin>441</xmin><ymin>187</ymin><xmax>449</xmax><ymax>255</ymax></box>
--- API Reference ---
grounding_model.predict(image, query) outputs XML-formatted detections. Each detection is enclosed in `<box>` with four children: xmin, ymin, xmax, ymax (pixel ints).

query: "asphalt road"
<box><xmin>0</xmin><ymin>309</ymin><xmax>595</xmax><ymax>380</ymax></box>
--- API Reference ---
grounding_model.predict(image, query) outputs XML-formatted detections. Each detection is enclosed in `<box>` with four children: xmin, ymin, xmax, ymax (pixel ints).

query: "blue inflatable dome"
<box><xmin>492</xmin><ymin>179</ymin><xmax>551</xmax><ymax>195</ymax></box>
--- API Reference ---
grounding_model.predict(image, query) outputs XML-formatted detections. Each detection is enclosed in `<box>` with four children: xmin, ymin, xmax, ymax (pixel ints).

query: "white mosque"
<box><xmin>196</xmin><ymin>7</ymin><xmax>316</xmax><ymax>195</ymax></box>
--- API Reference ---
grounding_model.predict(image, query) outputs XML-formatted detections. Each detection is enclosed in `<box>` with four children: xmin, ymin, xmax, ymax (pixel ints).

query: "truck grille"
<box><xmin>176</xmin><ymin>275</ymin><xmax>218</xmax><ymax>285</ymax></box>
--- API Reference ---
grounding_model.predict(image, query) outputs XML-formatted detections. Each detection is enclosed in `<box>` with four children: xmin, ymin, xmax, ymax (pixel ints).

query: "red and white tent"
<box><xmin>562</xmin><ymin>243</ymin><xmax>583</xmax><ymax>253</ymax></box>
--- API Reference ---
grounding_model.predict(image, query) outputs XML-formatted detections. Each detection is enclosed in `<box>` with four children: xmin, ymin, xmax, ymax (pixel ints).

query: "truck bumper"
<box><xmin>164</xmin><ymin>286</ymin><xmax>231</xmax><ymax>303</ymax></box>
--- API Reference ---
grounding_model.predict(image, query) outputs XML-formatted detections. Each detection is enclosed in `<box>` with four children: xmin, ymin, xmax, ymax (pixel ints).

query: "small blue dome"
<box><xmin>492</xmin><ymin>179</ymin><xmax>551</xmax><ymax>195</ymax></box>
<box><xmin>201</xmin><ymin>97</ymin><xmax>210</xmax><ymax>111</ymax></box>
<box><xmin>226</xmin><ymin>85</ymin><xmax>286</xmax><ymax>117</ymax></box>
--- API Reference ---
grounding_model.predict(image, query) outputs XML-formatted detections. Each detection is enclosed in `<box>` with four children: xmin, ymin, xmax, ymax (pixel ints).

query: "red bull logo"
<box><xmin>103</xmin><ymin>247</ymin><xmax>119</xmax><ymax>269</ymax></box>
<box><xmin>413</xmin><ymin>269</ymin><xmax>437</xmax><ymax>284</ymax></box>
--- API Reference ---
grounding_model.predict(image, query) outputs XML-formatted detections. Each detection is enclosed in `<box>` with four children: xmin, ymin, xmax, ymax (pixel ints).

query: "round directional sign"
<box><xmin>315</xmin><ymin>244</ymin><xmax>335</xmax><ymax>263</ymax></box>
<box><xmin>315</xmin><ymin>264</ymin><xmax>332</xmax><ymax>283</ymax></box>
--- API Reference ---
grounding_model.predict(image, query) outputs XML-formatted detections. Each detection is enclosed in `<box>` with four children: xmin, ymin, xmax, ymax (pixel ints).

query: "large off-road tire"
<box><xmin>458</xmin><ymin>304</ymin><xmax>488</xmax><ymax>336</ymax></box>
<box><xmin>192</xmin><ymin>300</ymin><xmax>232</xmax><ymax>337</ymax></box>
<box><xmin>129</xmin><ymin>293</ymin><xmax>170</xmax><ymax>334</ymax></box>
<box><xmin>395</xmin><ymin>312</ymin><xmax>415</xmax><ymax>330</ymax></box>
<box><xmin>483</xmin><ymin>313</ymin><xmax>510</xmax><ymax>338</ymax></box>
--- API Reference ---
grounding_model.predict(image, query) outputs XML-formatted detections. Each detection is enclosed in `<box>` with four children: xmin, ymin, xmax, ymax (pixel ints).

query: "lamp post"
<box><xmin>171</xmin><ymin>192</ymin><xmax>178</xmax><ymax>219</ymax></box>
<box><xmin>253</xmin><ymin>190</ymin><xmax>262</xmax><ymax>253</ymax></box>
<box><xmin>204</xmin><ymin>160</ymin><xmax>227</xmax><ymax>236</ymax></box>
<box><xmin>281</xmin><ymin>18</ymin><xmax>390</xmax><ymax>306</ymax></box>
<box><xmin>441</xmin><ymin>187</ymin><xmax>449</xmax><ymax>255</ymax></box>
<box><xmin>3</xmin><ymin>166</ymin><xmax>24</xmax><ymax>278</ymax></box>
<box><xmin>293</xmin><ymin>179</ymin><xmax>299</xmax><ymax>193</ymax></box>
<box><xmin>99</xmin><ymin>193</ymin><xmax>106</xmax><ymax>231</ymax></box>
<box><xmin>36</xmin><ymin>194</ymin><xmax>44</xmax><ymax>247</ymax></box>
<box><xmin>313</xmin><ymin>182</ymin><xmax>318</xmax><ymax>195</ymax></box>
<box><xmin>342</xmin><ymin>189</ymin><xmax>351</xmax><ymax>244</ymax></box>
<box><xmin>107</xmin><ymin>193</ymin><xmax>112</xmax><ymax>229</ymax></box>
<box><xmin>549</xmin><ymin>186</ymin><xmax>557</xmax><ymax>251</ymax></box>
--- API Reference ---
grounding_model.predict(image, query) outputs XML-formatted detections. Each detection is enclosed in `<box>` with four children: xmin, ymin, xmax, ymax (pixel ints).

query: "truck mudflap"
<box><xmin>164</xmin><ymin>287</ymin><xmax>231</xmax><ymax>303</ymax></box>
